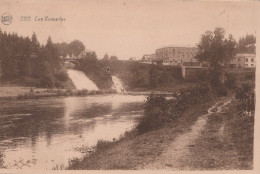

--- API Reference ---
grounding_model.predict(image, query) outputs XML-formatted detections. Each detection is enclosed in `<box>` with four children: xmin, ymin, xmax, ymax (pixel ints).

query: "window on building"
<box><xmin>246</xmin><ymin>64</ymin><xmax>248</xmax><ymax>66</ymax></box>
<box><xmin>238</xmin><ymin>58</ymin><xmax>240</xmax><ymax>62</ymax></box>
<box><xmin>246</xmin><ymin>58</ymin><xmax>248</xmax><ymax>62</ymax></box>
<box><xmin>251</xmin><ymin>64</ymin><xmax>253</xmax><ymax>66</ymax></box>
<box><xmin>251</xmin><ymin>58</ymin><xmax>254</xmax><ymax>62</ymax></box>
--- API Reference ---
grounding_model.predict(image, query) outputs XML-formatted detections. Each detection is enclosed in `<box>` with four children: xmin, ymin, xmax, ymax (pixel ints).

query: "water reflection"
<box><xmin>0</xmin><ymin>94</ymin><xmax>146</xmax><ymax>169</ymax></box>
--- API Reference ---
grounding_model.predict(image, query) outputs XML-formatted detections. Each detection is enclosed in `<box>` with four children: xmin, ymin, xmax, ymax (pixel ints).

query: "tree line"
<box><xmin>0</xmin><ymin>29</ymin><xmax>68</xmax><ymax>88</ymax></box>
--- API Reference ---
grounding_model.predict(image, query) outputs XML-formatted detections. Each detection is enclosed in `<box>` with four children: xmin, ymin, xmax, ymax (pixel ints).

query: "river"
<box><xmin>0</xmin><ymin>94</ymin><xmax>146</xmax><ymax>169</ymax></box>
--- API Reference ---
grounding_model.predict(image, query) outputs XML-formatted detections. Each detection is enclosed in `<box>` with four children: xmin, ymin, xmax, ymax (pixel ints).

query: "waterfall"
<box><xmin>112</xmin><ymin>76</ymin><xmax>125</xmax><ymax>93</ymax></box>
<box><xmin>67</xmin><ymin>70</ymin><xmax>99</xmax><ymax>91</ymax></box>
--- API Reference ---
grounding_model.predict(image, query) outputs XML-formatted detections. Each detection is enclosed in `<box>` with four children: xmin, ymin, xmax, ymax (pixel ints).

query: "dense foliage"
<box><xmin>225</xmin><ymin>72</ymin><xmax>236</xmax><ymax>89</ymax></box>
<box><xmin>54</xmin><ymin>40</ymin><xmax>85</xmax><ymax>57</ymax></box>
<box><xmin>235</xmin><ymin>83</ymin><xmax>255</xmax><ymax>117</ymax></box>
<box><xmin>136</xmin><ymin>85</ymin><xmax>211</xmax><ymax>134</ymax></box>
<box><xmin>195</xmin><ymin>28</ymin><xmax>236</xmax><ymax>95</ymax></box>
<box><xmin>0</xmin><ymin>29</ymin><xmax>68</xmax><ymax>88</ymax></box>
<box><xmin>237</xmin><ymin>34</ymin><xmax>256</xmax><ymax>54</ymax></box>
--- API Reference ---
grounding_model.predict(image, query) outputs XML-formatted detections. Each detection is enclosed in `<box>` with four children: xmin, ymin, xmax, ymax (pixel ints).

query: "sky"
<box><xmin>0</xmin><ymin>0</ymin><xmax>257</xmax><ymax>60</ymax></box>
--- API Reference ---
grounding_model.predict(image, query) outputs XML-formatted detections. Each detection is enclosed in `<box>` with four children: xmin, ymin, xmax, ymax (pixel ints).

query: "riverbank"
<box><xmin>68</xmin><ymin>98</ymin><xmax>217</xmax><ymax>169</ymax></box>
<box><xmin>0</xmin><ymin>86</ymin><xmax>186</xmax><ymax>100</ymax></box>
<box><xmin>0</xmin><ymin>86</ymin><xmax>117</xmax><ymax>100</ymax></box>
<box><xmin>68</xmin><ymin>96</ymin><xmax>253</xmax><ymax>170</ymax></box>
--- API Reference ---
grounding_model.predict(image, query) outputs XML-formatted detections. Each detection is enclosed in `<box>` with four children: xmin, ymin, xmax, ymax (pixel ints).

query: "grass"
<box><xmin>68</xmin><ymin>98</ymin><xmax>218</xmax><ymax>170</ymax></box>
<box><xmin>68</xmin><ymin>96</ymin><xmax>254</xmax><ymax>170</ymax></box>
<box><xmin>173</xmin><ymin>99</ymin><xmax>253</xmax><ymax>170</ymax></box>
<box><xmin>0</xmin><ymin>152</ymin><xmax>4</xmax><ymax>168</ymax></box>
<box><xmin>227</xmin><ymin>100</ymin><xmax>254</xmax><ymax>169</ymax></box>
<box><xmin>0</xmin><ymin>86</ymin><xmax>117</xmax><ymax>100</ymax></box>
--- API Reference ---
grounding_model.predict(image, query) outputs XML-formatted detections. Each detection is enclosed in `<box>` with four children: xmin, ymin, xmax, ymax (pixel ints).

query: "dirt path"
<box><xmin>143</xmin><ymin>97</ymin><xmax>235</xmax><ymax>170</ymax></box>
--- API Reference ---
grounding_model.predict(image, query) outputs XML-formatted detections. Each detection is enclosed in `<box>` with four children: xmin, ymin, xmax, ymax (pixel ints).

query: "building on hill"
<box><xmin>155</xmin><ymin>45</ymin><xmax>199</xmax><ymax>66</ymax></box>
<box><xmin>227</xmin><ymin>53</ymin><xmax>255</xmax><ymax>68</ymax></box>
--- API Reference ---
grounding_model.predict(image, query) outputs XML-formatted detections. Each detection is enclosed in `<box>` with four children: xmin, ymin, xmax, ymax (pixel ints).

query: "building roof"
<box><xmin>156</xmin><ymin>45</ymin><xmax>197</xmax><ymax>50</ymax></box>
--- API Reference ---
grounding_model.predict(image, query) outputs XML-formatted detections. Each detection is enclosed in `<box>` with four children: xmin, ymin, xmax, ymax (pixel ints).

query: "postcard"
<box><xmin>0</xmin><ymin>0</ymin><xmax>258</xmax><ymax>173</ymax></box>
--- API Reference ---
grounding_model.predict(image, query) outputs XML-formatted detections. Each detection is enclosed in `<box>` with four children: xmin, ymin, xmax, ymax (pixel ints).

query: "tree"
<box><xmin>103</xmin><ymin>53</ymin><xmax>109</xmax><ymax>60</ymax></box>
<box><xmin>110</xmin><ymin>55</ymin><xmax>118</xmax><ymax>61</ymax></box>
<box><xmin>31</xmin><ymin>32</ymin><xmax>40</xmax><ymax>53</ymax></box>
<box><xmin>54</xmin><ymin>42</ymin><xmax>69</xmax><ymax>57</ymax></box>
<box><xmin>195</xmin><ymin>28</ymin><xmax>236</xmax><ymax>90</ymax></box>
<box><xmin>237</xmin><ymin>34</ymin><xmax>256</xmax><ymax>54</ymax></box>
<box><xmin>68</xmin><ymin>40</ymin><xmax>85</xmax><ymax>56</ymax></box>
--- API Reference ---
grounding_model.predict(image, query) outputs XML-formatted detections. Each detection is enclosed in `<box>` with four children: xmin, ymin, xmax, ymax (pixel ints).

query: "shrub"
<box><xmin>55</xmin><ymin>70</ymin><xmax>69</xmax><ymax>82</ymax></box>
<box><xmin>136</xmin><ymin>95</ymin><xmax>169</xmax><ymax>134</ymax></box>
<box><xmin>235</xmin><ymin>83</ymin><xmax>255</xmax><ymax>116</ymax></box>
<box><xmin>225</xmin><ymin>73</ymin><xmax>236</xmax><ymax>89</ymax></box>
<box><xmin>96</xmin><ymin>140</ymin><xmax>113</xmax><ymax>151</ymax></box>
<box><xmin>136</xmin><ymin>85</ymin><xmax>210</xmax><ymax>134</ymax></box>
<box><xmin>244</xmin><ymin>72</ymin><xmax>255</xmax><ymax>81</ymax></box>
<box><xmin>214</xmin><ymin>84</ymin><xmax>228</xmax><ymax>96</ymax></box>
<box><xmin>17</xmin><ymin>92</ymin><xmax>36</xmax><ymax>100</ymax></box>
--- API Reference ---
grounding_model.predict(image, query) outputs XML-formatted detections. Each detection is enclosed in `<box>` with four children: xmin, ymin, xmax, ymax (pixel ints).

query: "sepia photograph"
<box><xmin>0</xmin><ymin>0</ymin><xmax>258</xmax><ymax>172</ymax></box>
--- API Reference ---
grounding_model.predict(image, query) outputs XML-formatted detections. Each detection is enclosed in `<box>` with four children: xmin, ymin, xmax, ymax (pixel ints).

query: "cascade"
<box><xmin>67</xmin><ymin>70</ymin><xmax>99</xmax><ymax>90</ymax></box>
<box><xmin>112</xmin><ymin>76</ymin><xmax>125</xmax><ymax>93</ymax></box>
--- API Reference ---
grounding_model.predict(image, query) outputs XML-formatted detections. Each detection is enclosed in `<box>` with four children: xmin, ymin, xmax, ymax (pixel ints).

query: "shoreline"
<box><xmin>0</xmin><ymin>86</ymin><xmax>181</xmax><ymax>101</ymax></box>
<box><xmin>68</xmin><ymin>98</ymin><xmax>219</xmax><ymax>169</ymax></box>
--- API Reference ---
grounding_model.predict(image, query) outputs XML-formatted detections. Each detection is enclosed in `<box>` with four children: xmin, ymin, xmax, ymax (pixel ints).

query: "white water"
<box><xmin>67</xmin><ymin>70</ymin><xmax>99</xmax><ymax>90</ymax></box>
<box><xmin>112</xmin><ymin>76</ymin><xmax>125</xmax><ymax>93</ymax></box>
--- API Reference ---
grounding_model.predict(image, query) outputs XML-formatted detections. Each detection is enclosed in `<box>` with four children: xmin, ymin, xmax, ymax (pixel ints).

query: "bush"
<box><xmin>136</xmin><ymin>85</ymin><xmax>210</xmax><ymax>134</ymax></box>
<box><xmin>225</xmin><ymin>73</ymin><xmax>236</xmax><ymax>89</ymax></box>
<box><xmin>96</xmin><ymin>140</ymin><xmax>113</xmax><ymax>151</ymax></box>
<box><xmin>136</xmin><ymin>95</ymin><xmax>169</xmax><ymax>134</ymax></box>
<box><xmin>235</xmin><ymin>83</ymin><xmax>255</xmax><ymax>116</ymax></box>
<box><xmin>244</xmin><ymin>72</ymin><xmax>255</xmax><ymax>81</ymax></box>
<box><xmin>55</xmin><ymin>70</ymin><xmax>69</xmax><ymax>82</ymax></box>
<box><xmin>214</xmin><ymin>84</ymin><xmax>228</xmax><ymax>96</ymax></box>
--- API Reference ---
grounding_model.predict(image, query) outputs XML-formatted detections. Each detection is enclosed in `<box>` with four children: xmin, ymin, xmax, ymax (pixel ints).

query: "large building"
<box><xmin>155</xmin><ymin>46</ymin><xmax>198</xmax><ymax>66</ymax></box>
<box><xmin>228</xmin><ymin>54</ymin><xmax>255</xmax><ymax>68</ymax></box>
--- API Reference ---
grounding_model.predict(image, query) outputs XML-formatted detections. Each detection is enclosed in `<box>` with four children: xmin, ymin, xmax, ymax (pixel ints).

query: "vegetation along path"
<box><xmin>69</xmin><ymin>96</ymin><xmax>253</xmax><ymax>170</ymax></box>
<box><xmin>142</xmin><ymin>97</ymin><xmax>241</xmax><ymax>170</ymax></box>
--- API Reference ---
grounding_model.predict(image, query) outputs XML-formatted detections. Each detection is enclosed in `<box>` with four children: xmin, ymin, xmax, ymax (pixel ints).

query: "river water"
<box><xmin>0</xmin><ymin>94</ymin><xmax>146</xmax><ymax>169</ymax></box>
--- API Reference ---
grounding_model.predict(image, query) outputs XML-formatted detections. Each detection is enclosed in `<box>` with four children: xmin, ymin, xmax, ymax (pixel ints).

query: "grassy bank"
<box><xmin>227</xmin><ymin>100</ymin><xmax>254</xmax><ymax>169</ymax></box>
<box><xmin>0</xmin><ymin>86</ymin><xmax>116</xmax><ymax>100</ymax></box>
<box><xmin>69</xmin><ymin>96</ymin><xmax>254</xmax><ymax>170</ymax></box>
<box><xmin>184</xmin><ymin>98</ymin><xmax>253</xmax><ymax>170</ymax></box>
<box><xmin>68</xmin><ymin>97</ymin><xmax>217</xmax><ymax>170</ymax></box>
